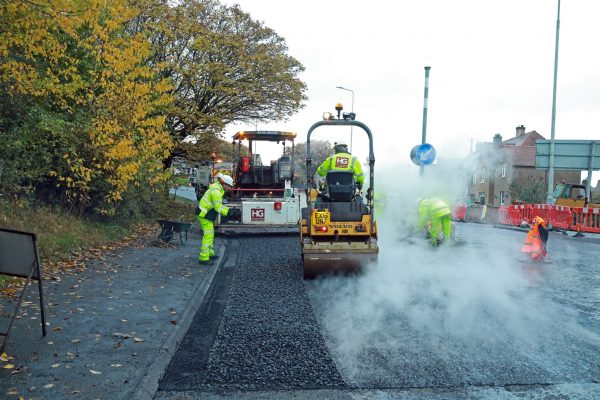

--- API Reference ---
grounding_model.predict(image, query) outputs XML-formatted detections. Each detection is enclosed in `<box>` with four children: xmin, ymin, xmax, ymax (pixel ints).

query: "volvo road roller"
<box><xmin>300</xmin><ymin>105</ymin><xmax>378</xmax><ymax>279</ymax></box>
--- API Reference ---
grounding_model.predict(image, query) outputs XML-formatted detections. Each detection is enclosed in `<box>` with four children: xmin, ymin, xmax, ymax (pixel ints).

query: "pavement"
<box><xmin>0</xmin><ymin>230</ymin><xmax>224</xmax><ymax>400</ymax></box>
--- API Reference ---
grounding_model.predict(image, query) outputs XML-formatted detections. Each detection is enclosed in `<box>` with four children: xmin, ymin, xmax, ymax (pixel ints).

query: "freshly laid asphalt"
<box><xmin>0</xmin><ymin>231</ymin><xmax>225</xmax><ymax>400</ymax></box>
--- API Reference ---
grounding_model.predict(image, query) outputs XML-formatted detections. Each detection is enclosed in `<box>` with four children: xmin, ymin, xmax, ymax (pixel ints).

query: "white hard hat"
<box><xmin>217</xmin><ymin>173</ymin><xmax>234</xmax><ymax>187</ymax></box>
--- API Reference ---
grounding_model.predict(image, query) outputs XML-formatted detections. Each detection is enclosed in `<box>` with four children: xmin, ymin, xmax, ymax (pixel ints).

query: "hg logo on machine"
<box><xmin>251</xmin><ymin>208</ymin><xmax>265</xmax><ymax>221</ymax></box>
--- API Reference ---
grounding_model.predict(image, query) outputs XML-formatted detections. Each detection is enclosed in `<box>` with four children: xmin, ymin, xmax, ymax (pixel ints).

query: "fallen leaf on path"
<box><xmin>51</xmin><ymin>363</ymin><xmax>60</xmax><ymax>368</ymax></box>
<box><xmin>110</xmin><ymin>363</ymin><xmax>122</xmax><ymax>367</ymax></box>
<box><xmin>52</xmin><ymin>326</ymin><xmax>63</xmax><ymax>332</ymax></box>
<box><xmin>6</xmin><ymin>388</ymin><xmax>18</xmax><ymax>395</ymax></box>
<box><xmin>43</xmin><ymin>383</ymin><xmax>55</xmax><ymax>389</ymax></box>
<box><xmin>111</xmin><ymin>332</ymin><xmax>131</xmax><ymax>339</ymax></box>
<box><xmin>134</xmin><ymin>337</ymin><xmax>144</xmax><ymax>343</ymax></box>
<box><xmin>89</xmin><ymin>369</ymin><xmax>102</xmax><ymax>375</ymax></box>
<box><xmin>3</xmin><ymin>364</ymin><xmax>14</xmax><ymax>369</ymax></box>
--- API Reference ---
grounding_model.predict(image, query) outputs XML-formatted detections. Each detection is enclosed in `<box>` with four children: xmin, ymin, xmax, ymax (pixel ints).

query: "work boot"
<box><xmin>209</xmin><ymin>254</ymin><xmax>219</xmax><ymax>260</ymax></box>
<box><xmin>198</xmin><ymin>259</ymin><xmax>215</xmax><ymax>266</ymax></box>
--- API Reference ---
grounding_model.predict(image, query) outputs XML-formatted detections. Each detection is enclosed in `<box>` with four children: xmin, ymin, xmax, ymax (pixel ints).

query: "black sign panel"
<box><xmin>0</xmin><ymin>228</ymin><xmax>40</xmax><ymax>279</ymax></box>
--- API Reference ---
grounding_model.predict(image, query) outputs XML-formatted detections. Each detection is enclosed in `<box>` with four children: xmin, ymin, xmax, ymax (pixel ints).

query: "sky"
<box><xmin>221</xmin><ymin>0</ymin><xmax>599</xmax><ymax>183</ymax></box>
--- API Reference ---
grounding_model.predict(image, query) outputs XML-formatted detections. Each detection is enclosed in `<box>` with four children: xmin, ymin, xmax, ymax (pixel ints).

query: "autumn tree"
<box><xmin>0</xmin><ymin>0</ymin><xmax>173</xmax><ymax>216</ymax></box>
<box><xmin>293</xmin><ymin>140</ymin><xmax>332</xmax><ymax>184</ymax></box>
<box><xmin>134</xmin><ymin>0</ymin><xmax>307</xmax><ymax>163</ymax></box>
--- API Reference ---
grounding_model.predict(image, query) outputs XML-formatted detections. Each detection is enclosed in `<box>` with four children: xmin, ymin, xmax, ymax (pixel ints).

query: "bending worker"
<box><xmin>317</xmin><ymin>143</ymin><xmax>365</xmax><ymax>190</ymax></box>
<box><xmin>417</xmin><ymin>197</ymin><xmax>452</xmax><ymax>246</ymax></box>
<box><xmin>417</xmin><ymin>198</ymin><xmax>433</xmax><ymax>236</ymax></box>
<box><xmin>521</xmin><ymin>216</ymin><xmax>548</xmax><ymax>261</ymax></box>
<box><xmin>197</xmin><ymin>173</ymin><xmax>239</xmax><ymax>265</ymax></box>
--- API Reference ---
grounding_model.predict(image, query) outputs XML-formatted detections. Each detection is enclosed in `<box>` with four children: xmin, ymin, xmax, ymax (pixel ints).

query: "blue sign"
<box><xmin>410</xmin><ymin>143</ymin><xmax>437</xmax><ymax>166</ymax></box>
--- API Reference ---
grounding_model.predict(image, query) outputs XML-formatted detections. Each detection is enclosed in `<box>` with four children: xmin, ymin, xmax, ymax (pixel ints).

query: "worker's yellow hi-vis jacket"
<box><xmin>317</xmin><ymin>152</ymin><xmax>365</xmax><ymax>186</ymax></box>
<box><xmin>198</xmin><ymin>181</ymin><xmax>229</xmax><ymax>219</ymax></box>
<box><xmin>429</xmin><ymin>198</ymin><xmax>451</xmax><ymax>219</ymax></box>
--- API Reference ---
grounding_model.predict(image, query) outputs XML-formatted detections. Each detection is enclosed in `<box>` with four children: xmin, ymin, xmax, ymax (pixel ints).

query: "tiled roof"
<box><xmin>503</xmin><ymin>145</ymin><xmax>536</xmax><ymax>167</ymax></box>
<box><xmin>502</xmin><ymin>131</ymin><xmax>545</xmax><ymax>146</ymax></box>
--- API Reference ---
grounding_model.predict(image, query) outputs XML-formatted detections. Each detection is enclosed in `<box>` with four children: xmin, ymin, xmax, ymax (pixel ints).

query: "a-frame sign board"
<box><xmin>0</xmin><ymin>228</ymin><xmax>47</xmax><ymax>352</ymax></box>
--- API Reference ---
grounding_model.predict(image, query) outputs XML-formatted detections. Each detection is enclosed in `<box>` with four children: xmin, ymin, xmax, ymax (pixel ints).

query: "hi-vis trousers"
<box><xmin>198</xmin><ymin>217</ymin><xmax>215</xmax><ymax>261</ymax></box>
<box><xmin>430</xmin><ymin>213</ymin><xmax>452</xmax><ymax>246</ymax></box>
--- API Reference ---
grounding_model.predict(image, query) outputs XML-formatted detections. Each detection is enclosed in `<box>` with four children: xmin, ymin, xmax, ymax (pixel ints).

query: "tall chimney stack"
<box><xmin>493</xmin><ymin>133</ymin><xmax>502</xmax><ymax>147</ymax></box>
<box><xmin>516</xmin><ymin>125</ymin><xmax>526</xmax><ymax>137</ymax></box>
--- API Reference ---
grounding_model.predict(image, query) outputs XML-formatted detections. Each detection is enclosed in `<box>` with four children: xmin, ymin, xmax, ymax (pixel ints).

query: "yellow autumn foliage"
<box><xmin>0</xmin><ymin>0</ymin><xmax>173</xmax><ymax>210</ymax></box>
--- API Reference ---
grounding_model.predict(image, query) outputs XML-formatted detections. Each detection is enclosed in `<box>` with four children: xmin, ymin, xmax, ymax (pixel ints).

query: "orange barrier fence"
<box><xmin>498</xmin><ymin>206</ymin><xmax>511</xmax><ymax>225</ymax></box>
<box><xmin>501</xmin><ymin>204</ymin><xmax>533</xmax><ymax>225</ymax></box>
<box><xmin>550</xmin><ymin>205</ymin><xmax>573</xmax><ymax>231</ymax></box>
<box><xmin>496</xmin><ymin>203</ymin><xmax>600</xmax><ymax>234</ymax></box>
<box><xmin>571</xmin><ymin>207</ymin><xmax>600</xmax><ymax>233</ymax></box>
<box><xmin>453</xmin><ymin>203</ymin><xmax>467</xmax><ymax>221</ymax></box>
<box><xmin>532</xmin><ymin>204</ymin><xmax>552</xmax><ymax>224</ymax></box>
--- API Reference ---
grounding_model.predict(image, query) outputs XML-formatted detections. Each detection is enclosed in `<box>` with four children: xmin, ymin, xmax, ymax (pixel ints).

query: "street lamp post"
<box><xmin>547</xmin><ymin>0</ymin><xmax>561</xmax><ymax>203</ymax></box>
<box><xmin>420</xmin><ymin>66</ymin><xmax>431</xmax><ymax>176</ymax></box>
<box><xmin>336</xmin><ymin>86</ymin><xmax>354</xmax><ymax>152</ymax></box>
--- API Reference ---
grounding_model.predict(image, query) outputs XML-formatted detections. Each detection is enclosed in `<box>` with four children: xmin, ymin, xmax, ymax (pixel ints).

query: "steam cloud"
<box><xmin>306</xmin><ymin>164</ymin><xmax>600</xmax><ymax>388</ymax></box>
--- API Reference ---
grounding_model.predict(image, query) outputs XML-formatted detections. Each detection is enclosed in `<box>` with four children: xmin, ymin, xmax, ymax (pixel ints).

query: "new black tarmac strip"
<box><xmin>158</xmin><ymin>236</ymin><xmax>347</xmax><ymax>394</ymax></box>
<box><xmin>159</xmin><ymin>240</ymin><xmax>239</xmax><ymax>390</ymax></box>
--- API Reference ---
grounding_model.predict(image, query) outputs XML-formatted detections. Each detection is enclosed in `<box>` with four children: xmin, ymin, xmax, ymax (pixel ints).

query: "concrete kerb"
<box><xmin>130</xmin><ymin>244</ymin><xmax>227</xmax><ymax>400</ymax></box>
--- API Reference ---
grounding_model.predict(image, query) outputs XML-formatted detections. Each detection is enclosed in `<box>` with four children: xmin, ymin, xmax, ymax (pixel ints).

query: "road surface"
<box><xmin>156</xmin><ymin>223</ymin><xmax>600</xmax><ymax>399</ymax></box>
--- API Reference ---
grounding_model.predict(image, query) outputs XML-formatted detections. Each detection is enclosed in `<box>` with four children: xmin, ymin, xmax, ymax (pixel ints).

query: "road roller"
<box><xmin>300</xmin><ymin>105</ymin><xmax>378</xmax><ymax>279</ymax></box>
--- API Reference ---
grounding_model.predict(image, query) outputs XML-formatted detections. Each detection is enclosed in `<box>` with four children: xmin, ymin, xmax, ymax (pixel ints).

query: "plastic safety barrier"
<box><xmin>498</xmin><ymin>206</ymin><xmax>512</xmax><ymax>225</ymax></box>
<box><xmin>550</xmin><ymin>205</ymin><xmax>572</xmax><ymax>230</ymax></box>
<box><xmin>571</xmin><ymin>207</ymin><xmax>600</xmax><ymax>233</ymax></box>
<box><xmin>496</xmin><ymin>202</ymin><xmax>600</xmax><ymax>234</ymax></box>
<box><xmin>532</xmin><ymin>204</ymin><xmax>552</xmax><ymax>224</ymax></box>
<box><xmin>453</xmin><ymin>203</ymin><xmax>467</xmax><ymax>221</ymax></box>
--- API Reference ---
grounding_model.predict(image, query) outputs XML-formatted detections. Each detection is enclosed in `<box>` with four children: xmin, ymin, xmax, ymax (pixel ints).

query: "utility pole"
<box><xmin>420</xmin><ymin>66</ymin><xmax>431</xmax><ymax>176</ymax></box>
<box><xmin>547</xmin><ymin>0</ymin><xmax>561</xmax><ymax>202</ymax></box>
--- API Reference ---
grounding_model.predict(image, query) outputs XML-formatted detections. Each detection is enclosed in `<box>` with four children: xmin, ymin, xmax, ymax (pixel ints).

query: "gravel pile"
<box><xmin>203</xmin><ymin>236</ymin><xmax>347</xmax><ymax>391</ymax></box>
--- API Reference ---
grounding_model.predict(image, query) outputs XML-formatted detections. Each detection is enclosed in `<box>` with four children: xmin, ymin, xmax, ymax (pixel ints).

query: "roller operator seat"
<box><xmin>326</xmin><ymin>171</ymin><xmax>356</xmax><ymax>202</ymax></box>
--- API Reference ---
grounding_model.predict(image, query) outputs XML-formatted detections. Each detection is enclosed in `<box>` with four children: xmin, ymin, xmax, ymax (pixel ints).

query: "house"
<box><xmin>466</xmin><ymin>125</ymin><xmax>580</xmax><ymax>206</ymax></box>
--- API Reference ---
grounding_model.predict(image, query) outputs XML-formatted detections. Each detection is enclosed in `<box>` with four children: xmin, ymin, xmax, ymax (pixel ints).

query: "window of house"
<box><xmin>480</xmin><ymin>169</ymin><xmax>485</xmax><ymax>183</ymax></box>
<box><xmin>472</xmin><ymin>173</ymin><xmax>477</xmax><ymax>185</ymax></box>
<box><xmin>501</xmin><ymin>163</ymin><xmax>506</xmax><ymax>178</ymax></box>
<box><xmin>469</xmin><ymin>194</ymin><xmax>475</xmax><ymax>204</ymax></box>
<box><xmin>479</xmin><ymin>192</ymin><xmax>486</xmax><ymax>204</ymax></box>
<box><xmin>500</xmin><ymin>191</ymin><xmax>505</xmax><ymax>205</ymax></box>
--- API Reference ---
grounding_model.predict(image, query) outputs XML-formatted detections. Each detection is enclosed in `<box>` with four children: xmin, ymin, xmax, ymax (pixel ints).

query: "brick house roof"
<box><xmin>504</xmin><ymin>145</ymin><xmax>536</xmax><ymax>167</ymax></box>
<box><xmin>498</xmin><ymin>130</ymin><xmax>546</xmax><ymax>167</ymax></box>
<box><xmin>502</xmin><ymin>130</ymin><xmax>545</xmax><ymax>146</ymax></box>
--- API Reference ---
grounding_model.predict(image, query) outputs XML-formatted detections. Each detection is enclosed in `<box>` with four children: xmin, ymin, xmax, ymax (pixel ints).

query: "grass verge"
<box><xmin>0</xmin><ymin>196</ymin><xmax>196</xmax><ymax>270</ymax></box>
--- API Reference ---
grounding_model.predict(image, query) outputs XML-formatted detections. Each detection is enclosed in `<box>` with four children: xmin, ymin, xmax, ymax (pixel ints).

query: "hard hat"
<box><xmin>418</xmin><ymin>198</ymin><xmax>432</xmax><ymax>207</ymax></box>
<box><xmin>217</xmin><ymin>173</ymin><xmax>234</xmax><ymax>187</ymax></box>
<box><xmin>334</xmin><ymin>142</ymin><xmax>349</xmax><ymax>153</ymax></box>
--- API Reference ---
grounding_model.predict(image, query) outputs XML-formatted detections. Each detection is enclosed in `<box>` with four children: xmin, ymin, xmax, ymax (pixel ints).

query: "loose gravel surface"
<box><xmin>159</xmin><ymin>236</ymin><xmax>346</xmax><ymax>392</ymax></box>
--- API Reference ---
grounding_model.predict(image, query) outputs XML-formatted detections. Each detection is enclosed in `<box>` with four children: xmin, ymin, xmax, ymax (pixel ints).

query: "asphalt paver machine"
<box><xmin>218</xmin><ymin>130</ymin><xmax>306</xmax><ymax>234</ymax></box>
<box><xmin>300</xmin><ymin>109</ymin><xmax>378</xmax><ymax>278</ymax></box>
